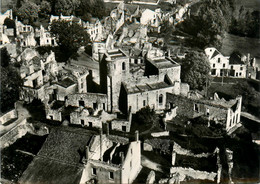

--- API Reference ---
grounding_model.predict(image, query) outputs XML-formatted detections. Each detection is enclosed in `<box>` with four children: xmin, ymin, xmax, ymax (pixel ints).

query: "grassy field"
<box><xmin>233</xmin><ymin>0</ymin><xmax>260</xmax><ymax>11</ymax></box>
<box><xmin>221</xmin><ymin>33</ymin><xmax>260</xmax><ymax>67</ymax></box>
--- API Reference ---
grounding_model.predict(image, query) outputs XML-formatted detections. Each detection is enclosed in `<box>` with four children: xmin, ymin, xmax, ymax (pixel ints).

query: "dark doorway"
<box><xmin>93</xmin><ymin>103</ymin><xmax>97</xmax><ymax>110</ymax></box>
<box><xmin>89</xmin><ymin>122</ymin><xmax>93</xmax><ymax>128</ymax></box>
<box><xmin>79</xmin><ymin>100</ymin><xmax>85</xmax><ymax>107</ymax></box>
<box><xmin>122</xmin><ymin>125</ymin><xmax>126</xmax><ymax>132</ymax></box>
<box><xmin>81</xmin><ymin>119</ymin><xmax>84</xmax><ymax>126</ymax></box>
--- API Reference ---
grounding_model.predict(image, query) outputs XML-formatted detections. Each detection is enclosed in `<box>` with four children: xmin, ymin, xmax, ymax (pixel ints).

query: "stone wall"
<box><xmin>56</xmin><ymin>84</ymin><xmax>77</xmax><ymax>101</ymax></box>
<box><xmin>180</xmin><ymin>83</ymin><xmax>190</xmax><ymax>96</ymax></box>
<box><xmin>146</xmin><ymin>171</ymin><xmax>155</xmax><ymax>184</ymax></box>
<box><xmin>0</xmin><ymin>109</ymin><xmax>17</xmax><ymax>125</ymax></box>
<box><xmin>0</xmin><ymin>119</ymin><xmax>28</xmax><ymax>148</ymax></box>
<box><xmin>121</xmin><ymin>141</ymin><xmax>142</xmax><ymax>184</ymax></box>
<box><xmin>170</xmin><ymin>167</ymin><xmax>217</xmax><ymax>182</ymax></box>
<box><xmin>46</xmin><ymin>108</ymin><xmax>62</xmax><ymax>122</ymax></box>
<box><xmin>127</xmin><ymin>86</ymin><xmax>175</xmax><ymax>113</ymax></box>
<box><xmin>81</xmin><ymin>159</ymin><xmax>122</xmax><ymax>184</ymax></box>
<box><xmin>66</xmin><ymin>93</ymin><xmax>107</xmax><ymax>110</ymax></box>
<box><xmin>163</xmin><ymin>106</ymin><xmax>178</xmax><ymax>123</ymax></box>
<box><xmin>70</xmin><ymin>110</ymin><xmax>102</xmax><ymax>128</ymax></box>
<box><xmin>166</xmin><ymin>93</ymin><xmax>228</xmax><ymax>122</ymax></box>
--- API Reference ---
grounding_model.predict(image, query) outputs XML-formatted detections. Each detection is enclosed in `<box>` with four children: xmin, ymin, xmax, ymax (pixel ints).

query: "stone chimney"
<box><xmin>85</xmin><ymin>146</ymin><xmax>89</xmax><ymax>160</ymax></box>
<box><xmin>247</xmin><ymin>53</ymin><xmax>250</xmax><ymax>65</ymax></box>
<box><xmin>100</xmin><ymin>129</ymin><xmax>103</xmax><ymax>161</ymax></box>
<box><xmin>120</xmin><ymin>152</ymin><xmax>125</xmax><ymax>164</ymax></box>
<box><xmin>135</xmin><ymin>130</ymin><xmax>139</xmax><ymax>141</ymax></box>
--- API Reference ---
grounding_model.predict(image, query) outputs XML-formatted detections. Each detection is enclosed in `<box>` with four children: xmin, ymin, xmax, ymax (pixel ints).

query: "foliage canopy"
<box><xmin>179</xmin><ymin>50</ymin><xmax>211</xmax><ymax>90</ymax></box>
<box><xmin>49</xmin><ymin>20</ymin><xmax>90</xmax><ymax>62</ymax></box>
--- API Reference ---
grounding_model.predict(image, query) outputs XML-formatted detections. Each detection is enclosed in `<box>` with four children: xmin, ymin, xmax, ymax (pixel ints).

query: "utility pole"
<box><xmin>205</xmin><ymin>77</ymin><xmax>208</xmax><ymax>98</ymax></box>
<box><xmin>221</xmin><ymin>70</ymin><xmax>224</xmax><ymax>86</ymax></box>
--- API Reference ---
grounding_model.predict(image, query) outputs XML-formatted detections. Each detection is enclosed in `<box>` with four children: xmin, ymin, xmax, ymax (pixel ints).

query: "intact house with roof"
<box><xmin>80</xmin><ymin>131</ymin><xmax>141</xmax><ymax>184</ymax></box>
<box><xmin>166</xmin><ymin>93</ymin><xmax>242</xmax><ymax>132</ymax></box>
<box><xmin>205</xmin><ymin>47</ymin><xmax>257</xmax><ymax>79</ymax></box>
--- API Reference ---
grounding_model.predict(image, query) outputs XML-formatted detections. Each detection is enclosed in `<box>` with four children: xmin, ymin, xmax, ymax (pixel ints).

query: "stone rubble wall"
<box><xmin>170</xmin><ymin>167</ymin><xmax>217</xmax><ymax>182</ymax></box>
<box><xmin>0</xmin><ymin>109</ymin><xmax>17</xmax><ymax>125</ymax></box>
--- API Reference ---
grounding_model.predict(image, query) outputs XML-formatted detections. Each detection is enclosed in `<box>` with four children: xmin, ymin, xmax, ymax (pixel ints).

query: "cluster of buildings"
<box><xmin>0</xmin><ymin>1</ymin><xmax>249</xmax><ymax>183</ymax></box>
<box><xmin>205</xmin><ymin>47</ymin><xmax>258</xmax><ymax>79</ymax></box>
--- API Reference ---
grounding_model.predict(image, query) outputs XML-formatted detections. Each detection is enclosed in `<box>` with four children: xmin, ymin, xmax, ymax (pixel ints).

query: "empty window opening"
<box><xmin>109</xmin><ymin>172</ymin><xmax>114</xmax><ymax>180</ymax></box>
<box><xmin>159</xmin><ymin>94</ymin><xmax>163</xmax><ymax>105</ymax></box>
<box><xmin>122</xmin><ymin>62</ymin><xmax>126</xmax><ymax>70</ymax></box>
<box><xmin>122</xmin><ymin>125</ymin><xmax>126</xmax><ymax>132</ymax></box>
<box><xmin>92</xmin><ymin>168</ymin><xmax>96</xmax><ymax>175</ymax></box>
<box><xmin>89</xmin><ymin>122</ymin><xmax>93</xmax><ymax>128</ymax></box>
<box><xmin>93</xmin><ymin>103</ymin><xmax>97</xmax><ymax>110</ymax></box>
<box><xmin>194</xmin><ymin>104</ymin><xmax>199</xmax><ymax>112</ymax></box>
<box><xmin>79</xmin><ymin>100</ymin><xmax>85</xmax><ymax>107</ymax></box>
<box><xmin>81</xmin><ymin>119</ymin><xmax>84</xmax><ymax>126</ymax></box>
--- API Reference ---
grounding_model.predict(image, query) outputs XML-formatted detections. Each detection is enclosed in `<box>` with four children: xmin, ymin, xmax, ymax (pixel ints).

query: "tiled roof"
<box><xmin>229</xmin><ymin>52</ymin><xmax>245</xmax><ymax>65</ymax></box>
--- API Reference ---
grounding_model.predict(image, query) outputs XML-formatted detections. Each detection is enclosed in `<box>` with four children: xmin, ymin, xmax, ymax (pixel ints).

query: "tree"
<box><xmin>0</xmin><ymin>48</ymin><xmax>22</xmax><ymax>113</ymax></box>
<box><xmin>1</xmin><ymin>47</ymin><xmax>11</xmax><ymax>67</ymax></box>
<box><xmin>39</xmin><ymin>0</ymin><xmax>51</xmax><ymax>18</ymax></box>
<box><xmin>179</xmin><ymin>51</ymin><xmax>211</xmax><ymax>90</ymax></box>
<box><xmin>16</xmin><ymin>1</ymin><xmax>40</xmax><ymax>23</ymax></box>
<box><xmin>177</xmin><ymin>0</ymin><xmax>231</xmax><ymax>49</ymax></box>
<box><xmin>76</xmin><ymin>0</ymin><xmax>108</xmax><ymax>21</ymax></box>
<box><xmin>229</xmin><ymin>8</ymin><xmax>260</xmax><ymax>38</ymax></box>
<box><xmin>54</xmin><ymin>0</ymin><xmax>80</xmax><ymax>16</ymax></box>
<box><xmin>49</xmin><ymin>20</ymin><xmax>90</xmax><ymax>62</ymax></box>
<box><xmin>4</xmin><ymin>18</ymin><xmax>16</xmax><ymax>29</ymax></box>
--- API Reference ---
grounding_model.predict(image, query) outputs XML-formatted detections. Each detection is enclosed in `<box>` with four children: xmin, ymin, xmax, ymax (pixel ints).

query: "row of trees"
<box><xmin>229</xmin><ymin>7</ymin><xmax>260</xmax><ymax>38</ymax></box>
<box><xmin>0</xmin><ymin>48</ymin><xmax>22</xmax><ymax>113</ymax></box>
<box><xmin>15</xmin><ymin>0</ymin><xmax>108</xmax><ymax>24</ymax></box>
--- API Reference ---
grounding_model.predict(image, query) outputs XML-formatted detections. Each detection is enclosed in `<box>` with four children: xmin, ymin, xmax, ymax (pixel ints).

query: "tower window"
<box><xmin>143</xmin><ymin>100</ymin><xmax>146</xmax><ymax>107</ymax></box>
<box><xmin>122</xmin><ymin>62</ymin><xmax>126</xmax><ymax>71</ymax></box>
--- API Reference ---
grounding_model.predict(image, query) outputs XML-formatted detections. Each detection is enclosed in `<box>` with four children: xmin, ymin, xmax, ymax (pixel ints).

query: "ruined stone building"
<box><xmin>166</xmin><ymin>93</ymin><xmax>242</xmax><ymax>132</ymax></box>
<box><xmin>99</xmin><ymin>48</ymin><xmax>189</xmax><ymax>114</ymax></box>
<box><xmin>80</xmin><ymin>131</ymin><xmax>141</xmax><ymax>184</ymax></box>
<box><xmin>19</xmin><ymin>49</ymin><xmax>58</xmax><ymax>102</ymax></box>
